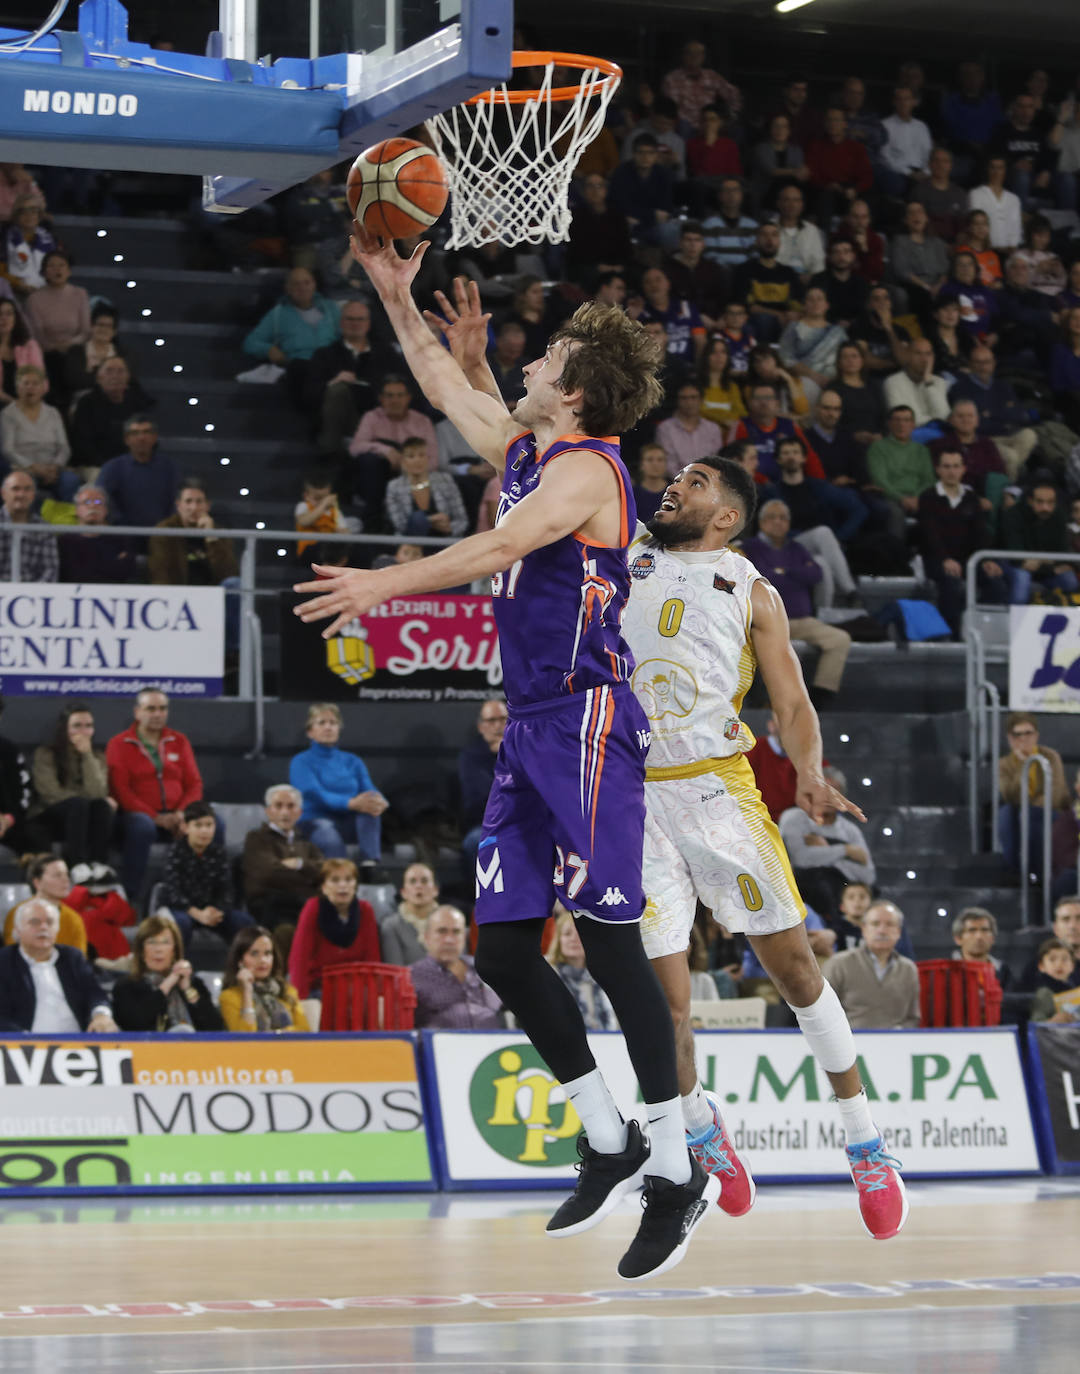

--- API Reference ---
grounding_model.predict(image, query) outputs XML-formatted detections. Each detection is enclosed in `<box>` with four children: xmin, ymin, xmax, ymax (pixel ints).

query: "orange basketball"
<box><xmin>347</xmin><ymin>137</ymin><xmax>450</xmax><ymax>239</ymax></box>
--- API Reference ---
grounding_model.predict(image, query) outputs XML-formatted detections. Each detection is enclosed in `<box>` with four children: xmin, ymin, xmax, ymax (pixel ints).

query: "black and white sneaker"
<box><xmin>617</xmin><ymin>1152</ymin><xmax>721</xmax><ymax>1280</ymax></box>
<box><xmin>546</xmin><ymin>1120</ymin><xmax>650</xmax><ymax>1238</ymax></box>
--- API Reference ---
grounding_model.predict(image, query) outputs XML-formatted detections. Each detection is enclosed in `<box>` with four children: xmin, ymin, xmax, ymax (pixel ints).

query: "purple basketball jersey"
<box><xmin>491</xmin><ymin>432</ymin><xmax>637</xmax><ymax>708</ymax></box>
<box><xmin>474</xmin><ymin>431</ymin><xmax>648</xmax><ymax>925</ymax></box>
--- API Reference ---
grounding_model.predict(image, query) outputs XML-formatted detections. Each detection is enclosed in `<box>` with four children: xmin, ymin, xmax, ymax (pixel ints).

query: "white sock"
<box><xmin>681</xmin><ymin>1082</ymin><xmax>715</xmax><ymax>1135</ymax></box>
<box><xmin>562</xmin><ymin>1068</ymin><xmax>627</xmax><ymax>1155</ymax></box>
<box><xmin>837</xmin><ymin>1090</ymin><xmax>877</xmax><ymax>1148</ymax></box>
<box><xmin>644</xmin><ymin>1096</ymin><xmax>692</xmax><ymax>1184</ymax></box>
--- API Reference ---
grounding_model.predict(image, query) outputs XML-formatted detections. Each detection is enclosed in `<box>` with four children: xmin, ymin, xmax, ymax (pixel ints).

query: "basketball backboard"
<box><xmin>0</xmin><ymin>0</ymin><xmax>512</xmax><ymax>211</ymax></box>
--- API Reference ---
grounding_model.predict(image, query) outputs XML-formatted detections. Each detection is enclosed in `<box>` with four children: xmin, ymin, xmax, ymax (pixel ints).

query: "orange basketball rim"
<box><xmin>466</xmin><ymin>51</ymin><xmax>623</xmax><ymax>105</ymax></box>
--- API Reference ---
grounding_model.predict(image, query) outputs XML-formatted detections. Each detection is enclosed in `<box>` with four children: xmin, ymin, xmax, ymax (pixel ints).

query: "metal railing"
<box><xmin>964</xmin><ymin>548</ymin><xmax>1080</xmax><ymax>868</ymax></box>
<box><xmin>1019</xmin><ymin>753</ymin><xmax>1054</xmax><ymax>927</ymax></box>
<box><xmin>3</xmin><ymin>521</ymin><xmax>456</xmax><ymax>754</ymax></box>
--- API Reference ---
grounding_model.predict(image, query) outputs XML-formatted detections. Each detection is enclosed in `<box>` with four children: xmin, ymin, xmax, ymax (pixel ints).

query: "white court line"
<box><xmin>1</xmin><ymin>1297</ymin><xmax>1075</xmax><ymax>1346</ymax></box>
<box><xmin>157</xmin><ymin>1363</ymin><xmax>876</xmax><ymax>1374</ymax></box>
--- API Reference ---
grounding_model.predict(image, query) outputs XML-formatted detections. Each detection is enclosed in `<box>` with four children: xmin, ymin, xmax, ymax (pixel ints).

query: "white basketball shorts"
<box><xmin>640</xmin><ymin>753</ymin><xmax>806</xmax><ymax>960</ymax></box>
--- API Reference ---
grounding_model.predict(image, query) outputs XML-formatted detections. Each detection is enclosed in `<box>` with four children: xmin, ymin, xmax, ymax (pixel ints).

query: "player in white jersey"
<box><xmin>623</xmin><ymin>455</ymin><xmax>908</xmax><ymax>1242</ymax></box>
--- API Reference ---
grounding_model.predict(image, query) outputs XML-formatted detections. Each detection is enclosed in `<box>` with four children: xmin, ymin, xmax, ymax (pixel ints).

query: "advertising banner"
<box><xmin>1009</xmin><ymin>605</ymin><xmax>1080</xmax><ymax>714</ymax></box>
<box><xmin>426</xmin><ymin>1028</ymin><xmax>1041</xmax><ymax>1186</ymax></box>
<box><xmin>0</xmin><ymin>584</ymin><xmax>224</xmax><ymax>697</ymax></box>
<box><xmin>279</xmin><ymin>591</ymin><xmax>501</xmax><ymax>702</ymax></box>
<box><xmin>0</xmin><ymin>1034</ymin><xmax>432</xmax><ymax>1194</ymax></box>
<box><xmin>1026</xmin><ymin>1023</ymin><xmax>1080</xmax><ymax>1173</ymax></box>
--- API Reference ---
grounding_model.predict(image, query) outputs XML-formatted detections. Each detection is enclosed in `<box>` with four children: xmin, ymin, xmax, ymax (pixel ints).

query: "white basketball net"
<box><xmin>426</xmin><ymin>59</ymin><xmax>621</xmax><ymax>249</ymax></box>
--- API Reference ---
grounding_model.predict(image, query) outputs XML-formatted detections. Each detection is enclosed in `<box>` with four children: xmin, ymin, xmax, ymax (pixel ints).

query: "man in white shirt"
<box><xmin>967</xmin><ymin>155</ymin><xmax>1023</xmax><ymax>250</ymax></box>
<box><xmin>882</xmin><ymin>337</ymin><xmax>950</xmax><ymax>440</ymax></box>
<box><xmin>0</xmin><ymin>899</ymin><xmax>116</xmax><ymax>1032</ymax></box>
<box><xmin>879</xmin><ymin>87</ymin><xmax>932</xmax><ymax>197</ymax></box>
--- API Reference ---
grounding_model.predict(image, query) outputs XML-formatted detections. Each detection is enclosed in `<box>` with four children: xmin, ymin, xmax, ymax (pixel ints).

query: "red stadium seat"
<box><xmin>917</xmin><ymin>959</ymin><xmax>1003</xmax><ymax>1028</ymax></box>
<box><xmin>320</xmin><ymin>962</ymin><xmax>418</xmax><ymax>1031</ymax></box>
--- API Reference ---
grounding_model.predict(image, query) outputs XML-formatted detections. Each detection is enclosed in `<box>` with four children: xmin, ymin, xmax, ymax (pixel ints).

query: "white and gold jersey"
<box><xmin>623</xmin><ymin>527</ymin><xmax>761</xmax><ymax>773</ymax></box>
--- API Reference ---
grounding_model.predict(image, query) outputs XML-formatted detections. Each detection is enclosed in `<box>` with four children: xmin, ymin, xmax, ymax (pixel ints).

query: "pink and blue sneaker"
<box><xmin>845</xmin><ymin>1135</ymin><xmax>909</xmax><ymax>1239</ymax></box>
<box><xmin>686</xmin><ymin>1090</ymin><xmax>756</xmax><ymax>1218</ymax></box>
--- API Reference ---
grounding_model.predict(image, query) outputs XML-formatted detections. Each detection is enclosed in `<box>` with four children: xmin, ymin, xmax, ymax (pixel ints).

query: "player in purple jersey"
<box><xmin>296</xmin><ymin>230</ymin><xmax>721</xmax><ymax>1279</ymax></box>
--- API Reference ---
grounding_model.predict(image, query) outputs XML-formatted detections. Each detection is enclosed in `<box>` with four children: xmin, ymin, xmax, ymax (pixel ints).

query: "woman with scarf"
<box><xmin>288</xmin><ymin>858</ymin><xmax>380</xmax><ymax>1000</ymax></box>
<box><xmin>220</xmin><ymin>925</ymin><xmax>309</xmax><ymax>1031</ymax></box>
<box><xmin>111</xmin><ymin>914</ymin><xmax>223</xmax><ymax>1032</ymax></box>
<box><xmin>545</xmin><ymin>907</ymin><xmax>617</xmax><ymax>1032</ymax></box>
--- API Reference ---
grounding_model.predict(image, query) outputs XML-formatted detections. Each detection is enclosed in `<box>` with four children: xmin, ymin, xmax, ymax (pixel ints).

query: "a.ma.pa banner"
<box><xmin>424</xmin><ymin>1028</ymin><xmax>1040</xmax><ymax>1186</ymax></box>
<box><xmin>279</xmin><ymin>591</ymin><xmax>502</xmax><ymax>702</ymax></box>
<box><xmin>0</xmin><ymin>584</ymin><xmax>224</xmax><ymax>697</ymax></box>
<box><xmin>0</xmin><ymin>1035</ymin><xmax>432</xmax><ymax>1194</ymax></box>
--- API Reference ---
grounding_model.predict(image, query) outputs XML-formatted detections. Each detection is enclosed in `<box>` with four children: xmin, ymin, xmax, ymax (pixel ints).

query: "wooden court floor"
<box><xmin>0</xmin><ymin>1178</ymin><xmax>1077</xmax><ymax>1372</ymax></box>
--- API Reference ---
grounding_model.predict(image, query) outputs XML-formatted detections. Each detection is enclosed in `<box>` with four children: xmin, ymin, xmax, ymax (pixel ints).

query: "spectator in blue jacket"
<box><xmin>242</xmin><ymin>268</ymin><xmax>341</xmax><ymax>366</ymax></box>
<box><xmin>288</xmin><ymin>703</ymin><xmax>387</xmax><ymax>868</ymax></box>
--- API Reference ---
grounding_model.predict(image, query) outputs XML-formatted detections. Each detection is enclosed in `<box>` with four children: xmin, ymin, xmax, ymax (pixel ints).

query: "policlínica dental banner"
<box><xmin>426</xmin><ymin>1028</ymin><xmax>1041</xmax><ymax>1185</ymax></box>
<box><xmin>0</xmin><ymin>1035</ymin><xmax>432</xmax><ymax>1193</ymax></box>
<box><xmin>0</xmin><ymin>584</ymin><xmax>224</xmax><ymax>697</ymax></box>
<box><xmin>1009</xmin><ymin>605</ymin><xmax>1080</xmax><ymax>713</ymax></box>
<box><xmin>279</xmin><ymin>591</ymin><xmax>502</xmax><ymax>702</ymax></box>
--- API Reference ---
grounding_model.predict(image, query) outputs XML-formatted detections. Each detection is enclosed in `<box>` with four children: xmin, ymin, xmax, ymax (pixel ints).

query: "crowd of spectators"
<box><xmin>4</xmin><ymin>50</ymin><xmax>1080</xmax><ymax>1040</ymax></box>
<box><xmin>1</xmin><ymin>677</ymin><xmax>1078</xmax><ymax>1032</ymax></box>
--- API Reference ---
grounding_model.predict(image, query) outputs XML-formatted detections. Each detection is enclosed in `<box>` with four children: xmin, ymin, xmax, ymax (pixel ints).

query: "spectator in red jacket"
<box><xmin>288</xmin><ymin>858</ymin><xmax>380</xmax><ymax>1000</ymax></box>
<box><xmin>806</xmin><ymin>107</ymin><xmax>873</xmax><ymax>226</ymax></box>
<box><xmin>747</xmin><ymin>712</ymin><xmax>799</xmax><ymax>821</ymax></box>
<box><xmin>106</xmin><ymin>687</ymin><xmax>206</xmax><ymax>903</ymax></box>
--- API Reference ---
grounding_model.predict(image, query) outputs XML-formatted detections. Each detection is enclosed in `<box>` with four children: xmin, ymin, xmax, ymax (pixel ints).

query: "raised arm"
<box><xmin>749</xmin><ymin>578</ymin><xmax>865</xmax><ymax>825</ymax></box>
<box><xmin>348</xmin><ymin>229</ymin><xmax>519</xmax><ymax>467</ymax></box>
<box><xmin>295</xmin><ymin>449</ymin><xmax>617</xmax><ymax>636</ymax></box>
<box><xmin>424</xmin><ymin>277</ymin><xmax>508</xmax><ymax>411</ymax></box>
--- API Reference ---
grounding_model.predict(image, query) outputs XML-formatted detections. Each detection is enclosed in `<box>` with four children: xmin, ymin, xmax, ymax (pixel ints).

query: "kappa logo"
<box><xmin>713</xmin><ymin>573</ymin><xmax>737</xmax><ymax>594</ymax></box>
<box><xmin>630</xmin><ymin>552</ymin><xmax>656</xmax><ymax>580</ymax></box>
<box><xmin>597</xmin><ymin>887</ymin><xmax>630</xmax><ymax>907</ymax></box>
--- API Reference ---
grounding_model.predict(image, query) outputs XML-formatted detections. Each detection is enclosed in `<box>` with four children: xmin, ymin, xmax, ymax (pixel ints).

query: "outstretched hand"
<box><xmin>348</xmin><ymin>222</ymin><xmax>430</xmax><ymax>294</ymax></box>
<box><xmin>797</xmin><ymin>772</ymin><xmax>867</xmax><ymax>826</ymax></box>
<box><xmin>294</xmin><ymin>564</ymin><xmax>388</xmax><ymax>638</ymax></box>
<box><xmin>423</xmin><ymin>276</ymin><xmax>492</xmax><ymax>373</ymax></box>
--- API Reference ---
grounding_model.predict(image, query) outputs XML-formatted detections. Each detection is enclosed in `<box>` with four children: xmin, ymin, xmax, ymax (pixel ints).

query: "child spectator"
<box><xmin>220</xmin><ymin>925</ymin><xmax>310</xmax><ymax>1032</ymax></box>
<box><xmin>4</xmin><ymin>197</ymin><xmax>57</xmax><ymax>295</ymax></box>
<box><xmin>716</xmin><ymin>301</ymin><xmax>756</xmax><ymax>376</ymax></box>
<box><xmin>288</xmin><ymin>858</ymin><xmax>380</xmax><ymax>1000</ymax></box>
<box><xmin>295</xmin><ymin>470</ymin><xmax>357</xmax><ymax>557</ymax></box>
<box><xmin>161</xmin><ymin>801</ymin><xmax>254</xmax><ymax>952</ymax></box>
<box><xmin>1029</xmin><ymin>938</ymin><xmax>1080</xmax><ymax>1023</ymax></box>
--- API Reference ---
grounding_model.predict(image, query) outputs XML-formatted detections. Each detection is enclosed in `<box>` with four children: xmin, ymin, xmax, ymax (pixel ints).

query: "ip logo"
<box><xmin>469</xmin><ymin>1045</ymin><xmax>582</xmax><ymax>1166</ymax></box>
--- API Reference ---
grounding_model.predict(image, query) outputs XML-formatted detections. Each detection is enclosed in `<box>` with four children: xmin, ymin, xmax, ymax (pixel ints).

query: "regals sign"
<box><xmin>0</xmin><ymin>584</ymin><xmax>224</xmax><ymax>697</ymax></box>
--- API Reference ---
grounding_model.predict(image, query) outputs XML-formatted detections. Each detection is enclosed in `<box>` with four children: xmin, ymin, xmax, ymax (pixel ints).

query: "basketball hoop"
<box><xmin>426</xmin><ymin>51</ymin><xmax>622</xmax><ymax>250</ymax></box>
